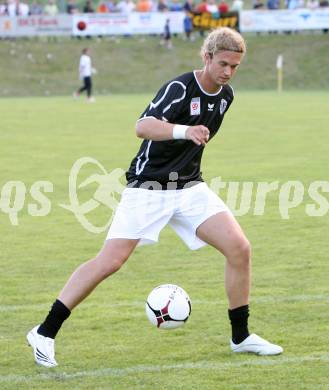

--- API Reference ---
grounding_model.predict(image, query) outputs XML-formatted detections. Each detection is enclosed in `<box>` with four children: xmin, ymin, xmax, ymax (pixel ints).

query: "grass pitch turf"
<box><xmin>0</xmin><ymin>92</ymin><xmax>328</xmax><ymax>389</ymax></box>
<box><xmin>0</xmin><ymin>33</ymin><xmax>328</xmax><ymax>97</ymax></box>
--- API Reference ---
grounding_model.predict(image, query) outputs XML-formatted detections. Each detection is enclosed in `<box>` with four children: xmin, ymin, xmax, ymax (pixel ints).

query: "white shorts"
<box><xmin>106</xmin><ymin>182</ymin><xmax>231</xmax><ymax>250</ymax></box>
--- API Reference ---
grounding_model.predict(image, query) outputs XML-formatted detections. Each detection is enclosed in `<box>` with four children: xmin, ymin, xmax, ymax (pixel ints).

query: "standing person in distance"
<box><xmin>161</xmin><ymin>18</ymin><xmax>173</xmax><ymax>49</ymax></box>
<box><xmin>27</xmin><ymin>27</ymin><xmax>283</xmax><ymax>368</ymax></box>
<box><xmin>183</xmin><ymin>11</ymin><xmax>194</xmax><ymax>41</ymax></box>
<box><xmin>74</xmin><ymin>48</ymin><xmax>96</xmax><ymax>103</ymax></box>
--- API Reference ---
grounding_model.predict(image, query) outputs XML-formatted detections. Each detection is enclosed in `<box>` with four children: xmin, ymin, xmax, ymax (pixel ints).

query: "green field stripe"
<box><xmin>1</xmin><ymin>354</ymin><xmax>329</xmax><ymax>384</ymax></box>
<box><xmin>1</xmin><ymin>294</ymin><xmax>329</xmax><ymax>313</ymax></box>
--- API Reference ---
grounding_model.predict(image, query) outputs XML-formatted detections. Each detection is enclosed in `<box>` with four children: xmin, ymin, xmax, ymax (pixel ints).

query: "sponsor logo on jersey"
<box><xmin>220</xmin><ymin>99</ymin><xmax>227</xmax><ymax>115</ymax></box>
<box><xmin>190</xmin><ymin>97</ymin><xmax>200</xmax><ymax>115</ymax></box>
<box><xmin>208</xmin><ymin>103</ymin><xmax>214</xmax><ymax>111</ymax></box>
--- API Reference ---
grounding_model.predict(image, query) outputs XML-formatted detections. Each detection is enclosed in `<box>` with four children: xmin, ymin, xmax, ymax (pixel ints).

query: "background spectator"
<box><xmin>0</xmin><ymin>0</ymin><xmax>6</xmax><ymax>14</ymax></box>
<box><xmin>74</xmin><ymin>47</ymin><xmax>95</xmax><ymax>103</ymax></box>
<box><xmin>83</xmin><ymin>0</ymin><xmax>94</xmax><ymax>12</ymax></box>
<box><xmin>306</xmin><ymin>0</ymin><xmax>319</xmax><ymax>7</ymax></box>
<box><xmin>157</xmin><ymin>0</ymin><xmax>169</xmax><ymax>11</ymax></box>
<box><xmin>169</xmin><ymin>0</ymin><xmax>183</xmax><ymax>11</ymax></box>
<box><xmin>30</xmin><ymin>1</ymin><xmax>43</xmax><ymax>14</ymax></box>
<box><xmin>117</xmin><ymin>0</ymin><xmax>135</xmax><ymax>13</ymax></box>
<box><xmin>67</xmin><ymin>0</ymin><xmax>79</xmax><ymax>14</ymax></box>
<box><xmin>267</xmin><ymin>0</ymin><xmax>280</xmax><ymax>9</ymax></box>
<box><xmin>253</xmin><ymin>0</ymin><xmax>264</xmax><ymax>8</ymax></box>
<box><xmin>218</xmin><ymin>0</ymin><xmax>229</xmax><ymax>13</ymax></box>
<box><xmin>136</xmin><ymin>0</ymin><xmax>153</xmax><ymax>11</ymax></box>
<box><xmin>5</xmin><ymin>0</ymin><xmax>30</xmax><ymax>15</ymax></box>
<box><xmin>6</xmin><ymin>0</ymin><xmax>17</xmax><ymax>16</ymax></box>
<box><xmin>231</xmin><ymin>0</ymin><xmax>244</xmax><ymax>12</ymax></box>
<box><xmin>206</xmin><ymin>0</ymin><xmax>219</xmax><ymax>14</ymax></box>
<box><xmin>18</xmin><ymin>0</ymin><xmax>29</xmax><ymax>15</ymax></box>
<box><xmin>183</xmin><ymin>0</ymin><xmax>194</xmax><ymax>12</ymax></box>
<box><xmin>160</xmin><ymin>18</ymin><xmax>172</xmax><ymax>48</ymax></box>
<box><xmin>96</xmin><ymin>1</ymin><xmax>108</xmax><ymax>11</ymax></box>
<box><xmin>44</xmin><ymin>0</ymin><xmax>58</xmax><ymax>15</ymax></box>
<box><xmin>286</xmin><ymin>0</ymin><xmax>302</xmax><ymax>9</ymax></box>
<box><xmin>195</xmin><ymin>0</ymin><xmax>207</xmax><ymax>13</ymax></box>
<box><xmin>105</xmin><ymin>0</ymin><xmax>119</xmax><ymax>12</ymax></box>
<box><xmin>183</xmin><ymin>10</ymin><xmax>193</xmax><ymax>40</ymax></box>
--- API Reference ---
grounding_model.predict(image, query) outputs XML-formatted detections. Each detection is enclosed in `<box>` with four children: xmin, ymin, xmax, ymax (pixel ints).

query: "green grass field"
<box><xmin>1</xmin><ymin>33</ymin><xmax>328</xmax><ymax>97</ymax></box>
<box><xmin>1</xmin><ymin>92</ymin><xmax>329</xmax><ymax>389</ymax></box>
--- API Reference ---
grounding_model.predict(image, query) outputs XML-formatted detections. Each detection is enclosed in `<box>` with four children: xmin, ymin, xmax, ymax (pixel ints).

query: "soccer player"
<box><xmin>74</xmin><ymin>48</ymin><xmax>95</xmax><ymax>103</ymax></box>
<box><xmin>27</xmin><ymin>27</ymin><xmax>283</xmax><ymax>368</ymax></box>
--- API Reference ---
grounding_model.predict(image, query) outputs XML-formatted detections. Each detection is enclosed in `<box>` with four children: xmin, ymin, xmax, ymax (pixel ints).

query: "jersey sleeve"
<box><xmin>138</xmin><ymin>80</ymin><xmax>187</xmax><ymax>123</ymax></box>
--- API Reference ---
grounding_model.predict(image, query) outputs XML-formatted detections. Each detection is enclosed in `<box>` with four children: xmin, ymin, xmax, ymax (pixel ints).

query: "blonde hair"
<box><xmin>200</xmin><ymin>28</ymin><xmax>246</xmax><ymax>58</ymax></box>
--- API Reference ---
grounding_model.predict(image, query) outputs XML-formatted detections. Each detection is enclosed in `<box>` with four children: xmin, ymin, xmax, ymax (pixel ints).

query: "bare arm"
<box><xmin>136</xmin><ymin>117</ymin><xmax>210</xmax><ymax>146</ymax></box>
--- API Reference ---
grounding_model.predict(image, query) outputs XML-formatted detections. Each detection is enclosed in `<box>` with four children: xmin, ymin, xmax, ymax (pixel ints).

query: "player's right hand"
<box><xmin>186</xmin><ymin>125</ymin><xmax>210</xmax><ymax>146</ymax></box>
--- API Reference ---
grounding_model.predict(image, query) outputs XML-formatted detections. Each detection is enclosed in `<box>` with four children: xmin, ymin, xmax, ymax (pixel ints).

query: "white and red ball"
<box><xmin>145</xmin><ymin>284</ymin><xmax>191</xmax><ymax>329</ymax></box>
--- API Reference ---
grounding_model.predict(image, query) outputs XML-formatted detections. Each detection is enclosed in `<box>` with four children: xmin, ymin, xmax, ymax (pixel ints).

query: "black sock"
<box><xmin>228</xmin><ymin>305</ymin><xmax>250</xmax><ymax>344</ymax></box>
<box><xmin>37</xmin><ymin>299</ymin><xmax>71</xmax><ymax>339</ymax></box>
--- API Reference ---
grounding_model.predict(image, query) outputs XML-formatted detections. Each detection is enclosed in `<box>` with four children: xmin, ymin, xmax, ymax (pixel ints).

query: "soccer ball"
<box><xmin>145</xmin><ymin>284</ymin><xmax>191</xmax><ymax>329</ymax></box>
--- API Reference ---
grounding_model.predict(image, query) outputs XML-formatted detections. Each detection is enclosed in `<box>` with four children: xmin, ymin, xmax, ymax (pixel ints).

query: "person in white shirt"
<box><xmin>6</xmin><ymin>0</ymin><xmax>17</xmax><ymax>16</ymax></box>
<box><xmin>74</xmin><ymin>48</ymin><xmax>95</xmax><ymax>103</ymax></box>
<box><xmin>44</xmin><ymin>0</ymin><xmax>59</xmax><ymax>15</ymax></box>
<box><xmin>306</xmin><ymin>0</ymin><xmax>319</xmax><ymax>8</ymax></box>
<box><xmin>18</xmin><ymin>1</ymin><xmax>29</xmax><ymax>15</ymax></box>
<box><xmin>116</xmin><ymin>0</ymin><xmax>136</xmax><ymax>13</ymax></box>
<box><xmin>206</xmin><ymin>0</ymin><xmax>219</xmax><ymax>14</ymax></box>
<box><xmin>231</xmin><ymin>0</ymin><xmax>244</xmax><ymax>12</ymax></box>
<box><xmin>0</xmin><ymin>1</ymin><xmax>7</xmax><ymax>15</ymax></box>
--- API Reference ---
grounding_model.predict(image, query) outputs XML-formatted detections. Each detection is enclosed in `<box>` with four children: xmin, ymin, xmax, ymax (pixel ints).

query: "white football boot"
<box><xmin>231</xmin><ymin>333</ymin><xmax>283</xmax><ymax>356</ymax></box>
<box><xmin>27</xmin><ymin>325</ymin><xmax>58</xmax><ymax>368</ymax></box>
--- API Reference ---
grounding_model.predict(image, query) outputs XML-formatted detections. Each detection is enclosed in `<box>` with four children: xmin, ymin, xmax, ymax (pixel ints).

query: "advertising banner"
<box><xmin>1</xmin><ymin>10</ymin><xmax>328</xmax><ymax>37</ymax></box>
<box><xmin>240</xmin><ymin>8</ymin><xmax>329</xmax><ymax>32</ymax></box>
<box><xmin>0</xmin><ymin>17</ymin><xmax>17</xmax><ymax>37</ymax></box>
<box><xmin>72</xmin><ymin>13</ymin><xmax>130</xmax><ymax>36</ymax></box>
<box><xmin>130</xmin><ymin>11</ymin><xmax>184</xmax><ymax>34</ymax></box>
<box><xmin>192</xmin><ymin>11</ymin><xmax>239</xmax><ymax>31</ymax></box>
<box><xmin>0</xmin><ymin>15</ymin><xmax>72</xmax><ymax>37</ymax></box>
<box><xmin>72</xmin><ymin>12</ymin><xmax>185</xmax><ymax>36</ymax></box>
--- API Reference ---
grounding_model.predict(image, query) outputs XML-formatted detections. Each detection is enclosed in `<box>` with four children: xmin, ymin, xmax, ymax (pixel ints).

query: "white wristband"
<box><xmin>172</xmin><ymin>125</ymin><xmax>189</xmax><ymax>140</ymax></box>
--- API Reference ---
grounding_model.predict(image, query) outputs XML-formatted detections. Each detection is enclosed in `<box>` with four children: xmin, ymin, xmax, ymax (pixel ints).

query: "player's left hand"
<box><xmin>186</xmin><ymin>125</ymin><xmax>210</xmax><ymax>146</ymax></box>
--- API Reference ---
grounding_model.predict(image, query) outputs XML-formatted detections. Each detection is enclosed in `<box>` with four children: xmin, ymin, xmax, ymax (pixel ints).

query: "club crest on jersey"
<box><xmin>220</xmin><ymin>99</ymin><xmax>227</xmax><ymax>115</ymax></box>
<box><xmin>190</xmin><ymin>97</ymin><xmax>200</xmax><ymax>115</ymax></box>
<box><xmin>207</xmin><ymin>103</ymin><xmax>214</xmax><ymax>111</ymax></box>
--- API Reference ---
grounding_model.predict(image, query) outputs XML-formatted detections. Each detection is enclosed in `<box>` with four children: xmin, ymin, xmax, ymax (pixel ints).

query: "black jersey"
<box><xmin>126</xmin><ymin>71</ymin><xmax>234</xmax><ymax>189</ymax></box>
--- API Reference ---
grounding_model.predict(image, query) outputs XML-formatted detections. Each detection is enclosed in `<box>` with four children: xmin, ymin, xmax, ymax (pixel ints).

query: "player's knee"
<box><xmin>96</xmin><ymin>254</ymin><xmax>129</xmax><ymax>279</ymax></box>
<box><xmin>228</xmin><ymin>238</ymin><xmax>251</xmax><ymax>267</ymax></box>
<box><xmin>236</xmin><ymin>238</ymin><xmax>251</xmax><ymax>261</ymax></box>
<box><xmin>108</xmin><ymin>258</ymin><xmax>125</xmax><ymax>274</ymax></box>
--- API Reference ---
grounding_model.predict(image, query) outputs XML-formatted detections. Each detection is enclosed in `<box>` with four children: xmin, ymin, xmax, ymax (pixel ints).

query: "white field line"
<box><xmin>0</xmin><ymin>294</ymin><xmax>329</xmax><ymax>313</ymax></box>
<box><xmin>1</xmin><ymin>354</ymin><xmax>329</xmax><ymax>383</ymax></box>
